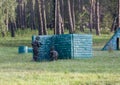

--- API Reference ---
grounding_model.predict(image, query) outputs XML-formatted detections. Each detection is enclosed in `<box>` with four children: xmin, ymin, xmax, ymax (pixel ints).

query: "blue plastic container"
<box><xmin>32</xmin><ymin>35</ymin><xmax>36</xmax><ymax>42</ymax></box>
<box><xmin>18</xmin><ymin>46</ymin><xmax>28</xmax><ymax>53</ymax></box>
<box><xmin>28</xmin><ymin>48</ymin><xmax>33</xmax><ymax>53</ymax></box>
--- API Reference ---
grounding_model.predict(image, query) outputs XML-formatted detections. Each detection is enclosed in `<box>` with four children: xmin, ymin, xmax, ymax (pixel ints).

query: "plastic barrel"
<box><xmin>18</xmin><ymin>46</ymin><xmax>28</xmax><ymax>53</ymax></box>
<box><xmin>32</xmin><ymin>35</ymin><xmax>36</xmax><ymax>42</ymax></box>
<box><xmin>28</xmin><ymin>48</ymin><xmax>33</xmax><ymax>53</ymax></box>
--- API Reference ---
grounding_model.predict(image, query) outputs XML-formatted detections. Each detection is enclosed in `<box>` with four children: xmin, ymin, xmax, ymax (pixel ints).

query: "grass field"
<box><xmin>0</xmin><ymin>33</ymin><xmax>120</xmax><ymax>85</ymax></box>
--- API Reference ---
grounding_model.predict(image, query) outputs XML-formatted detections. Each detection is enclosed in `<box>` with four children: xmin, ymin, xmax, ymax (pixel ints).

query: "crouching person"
<box><xmin>50</xmin><ymin>47</ymin><xmax>58</xmax><ymax>61</ymax></box>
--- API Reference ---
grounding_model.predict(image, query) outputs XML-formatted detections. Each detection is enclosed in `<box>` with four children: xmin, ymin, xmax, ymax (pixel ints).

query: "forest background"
<box><xmin>0</xmin><ymin>0</ymin><xmax>119</xmax><ymax>37</ymax></box>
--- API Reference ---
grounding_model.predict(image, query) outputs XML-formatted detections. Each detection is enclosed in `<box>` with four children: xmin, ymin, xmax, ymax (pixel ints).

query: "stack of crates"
<box><xmin>32</xmin><ymin>34</ymin><xmax>92</xmax><ymax>61</ymax></box>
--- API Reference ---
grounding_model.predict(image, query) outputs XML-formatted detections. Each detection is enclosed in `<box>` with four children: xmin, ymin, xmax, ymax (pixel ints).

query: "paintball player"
<box><xmin>50</xmin><ymin>46</ymin><xmax>58</xmax><ymax>61</ymax></box>
<box><xmin>32</xmin><ymin>36</ymin><xmax>42</xmax><ymax>61</ymax></box>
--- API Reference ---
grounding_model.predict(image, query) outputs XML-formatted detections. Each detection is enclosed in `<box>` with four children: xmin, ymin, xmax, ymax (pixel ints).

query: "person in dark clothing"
<box><xmin>32</xmin><ymin>36</ymin><xmax>42</xmax><ymax>61</ymax></box>
<box><xmin>50</xmin><ymin>46</ymin><xmax>58</xmax><ymax>61</ymax></box>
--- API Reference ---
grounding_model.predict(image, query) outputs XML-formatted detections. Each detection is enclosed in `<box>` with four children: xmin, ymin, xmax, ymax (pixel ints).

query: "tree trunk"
<box><xmin>37</xmin><ymin>0</ymin><xmax>44</xmax><ymax>35</ymax></box>
<box><xmin>78</xmin><ymin>0</ymin><xmax>83</xmax><ymax>13</ymax></box>
<box><xmin>67</xmin><ymin>0</ymin><xmax>74</xmax><ymax>34</ymax></box>
<box><xmin>30</xmin><ymin>0</ymin><xmax>36</xmax><ymax>30</ymax></box>
<box><xmin>5</xmin><ymin>9</ymin><xmax>9</xmax><ymax>31</ymax></box>
<box><xmin>36</xmin><ymin>0</ymin><xmax>47</xmax><ymax>35</ymax></box>
<box><xmin>78</xmin><ymin>0</ymin><xmax>84</xmax><ymax>32</ymax></box>
<box><xmin>41</xmin><ymin>0</ymin><xmax>47</xmax><ymax>35</ymax></box>
<box><xmin>92</xmin><ymin>0</ymin><xmax>96</xmax><ymax>30</ymax></box>
<box><xmin>95</xmin><ymin>0</ymin><xmax>100</xmax><ymax>35</ymax></box>
<box><xmin>11</xmin><ymin>22</ymin><xmax>15</xmax><ymax>37</ymax></box>
<box><xmin>89</xmin><ymin>0</ymin><xmax>94</xmax><ymax>32</ymax></box>
<box><xmin>55</xmin><ymin>0</ymin><xmax>59</xmax><ymax>34</ymax></box>
<box><xmin>9</xmin><ymin>20</ymin><xmax>15</xmax><ymax>37</ymax></box>
<box><xmin>51</xmin><ymin>0</ymin><xmax>55</xmax><ymax>30</ymax></box>
<box><xmin>21</xmin><ymin>2</ymin><xmax>26</xmax><ymax>29</ymax></box>
<box><xmin>71</xmin><ymin>0</ymin><xmax>75</xmax><ymax>32</ymax></box>
<box><xmin>16</xmin><ymin>0</ymin><xmax>22</xmax><ymax>28</ymax></box>
<box><xmin>60</xmin><ymin>0</ymin><xmax>64</xmax><ymax>34</ymax></box>
<box><xmin>54</xmin><ymin>0</ymin><xmax>63</xmax><ymax>34</ymax></box>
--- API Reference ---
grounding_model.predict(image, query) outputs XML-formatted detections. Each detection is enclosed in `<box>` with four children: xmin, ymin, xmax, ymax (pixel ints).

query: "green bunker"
<box><xmin>32</xmin><ymin>34</ymin><xmax>93</xmax><ymax>61</ymax></box>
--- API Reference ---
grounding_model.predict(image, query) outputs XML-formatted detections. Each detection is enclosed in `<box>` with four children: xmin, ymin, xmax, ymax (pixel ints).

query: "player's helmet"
<box><xmin>36</xmin><ymin>36</ymin><xmax>40</xmax><ymax>40</ymax></box>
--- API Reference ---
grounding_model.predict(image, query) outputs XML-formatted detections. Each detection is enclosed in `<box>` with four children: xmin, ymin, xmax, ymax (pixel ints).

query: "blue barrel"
<box><xmin>18</xmin><ymin>46</ymin><xmax>28</xmax><ymax>53</ymax></box>
<box><xmin>32</xmin><ymin>35</ymin><xmax>36</xmax><ymax>42</ymax></box>
<box><xmin>28</xmin><ymin>48</ymin><xmax>33</xmax><ymax>53</ymax></box>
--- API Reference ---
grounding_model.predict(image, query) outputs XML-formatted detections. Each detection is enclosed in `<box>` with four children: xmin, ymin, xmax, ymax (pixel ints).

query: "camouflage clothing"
<box><xmin>32</xmin><ymin>37</ymin><xmax>42</xmax><ymax>61</ymax></box>
<box><xmin>50</xmin><ymin>47</ymin><xmax>58</xmax><ymax>61</ymax></box>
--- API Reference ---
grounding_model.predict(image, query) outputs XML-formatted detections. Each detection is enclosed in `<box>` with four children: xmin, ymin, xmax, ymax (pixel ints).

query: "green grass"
<box><xmin>0</xmin><ymin>33</ymin><xmax>120</xmax><ymax>85</ymax></box>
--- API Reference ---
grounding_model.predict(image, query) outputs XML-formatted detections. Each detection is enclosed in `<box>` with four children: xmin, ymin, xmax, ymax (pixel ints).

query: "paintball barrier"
<box><xmin>32</xmin><ymin>34</ymin><xmax>93</xmax><ymax>61</ymax></box>
<box><xmin>102</xmin><ymin>28</ymin><xmax>120</xmax><ymax>50</ymax></box>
